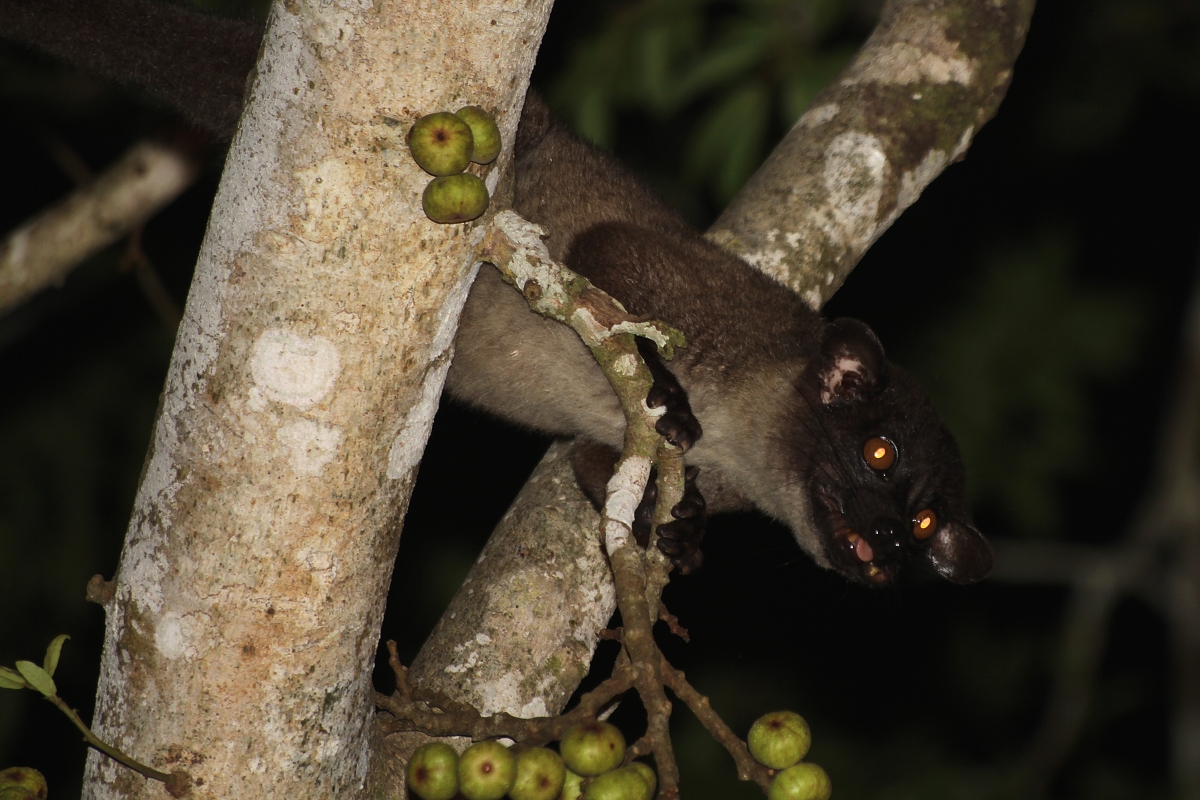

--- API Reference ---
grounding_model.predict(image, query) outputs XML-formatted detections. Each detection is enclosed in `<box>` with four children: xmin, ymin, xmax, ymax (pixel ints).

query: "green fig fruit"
<box><xmin>627</xmin><ymin>762</ymin><xmax>656</xmax><ymax>800</ymax></box>
<box><xmin>559</xmin><ymin>722</ymin><xmax>626</xmax><ymax>776</ymax></box>
<box><xmin>422</xmin><ymin>173</ymin><xmax>489</xmax><ymax>224</ymax></box>
<box><xmin>748</xmin><ymin>711</ymin><xmax>811</xmax><ymax>770</ymax></box>
<box><xmin>455</xmin><ymin>106</ymin><xmax>502</xmax><ymax>164</ymax></box>
<box><xmin>510</xmin><ymin>747</ymin><xmax>567</xmax><ymax>800</ymax></box>
<box><xmin>581</xmin><ymin>767</ymin><xmax>648</xmax><ymax>800</ymax></box>
<box><xmin>0</xmin><ymin>767</ymin><xmax>47</xmax><ymax>800</ymax></box>
<box><xmin>405</xmin><ymin>742</ymin><xmax>459</xmax><ymax>800</ymax></box>
<box><xmin>559</xmin><ymin>769</ymin><xmax>585</xmax><ymax>800</ymax></box>
<box><xmin>457</xmin><ymin>740</ymin><xmax>516</xmax><ymax>800</ymax></box>
<box><xmin>408</xmin><ymin>112</ymin><xmax>474</xmax><ymax>176</ymax></box>
<box><xmin>768</xmin><ymin>763</ymin><xmax>831</xmax><ymax>800</ymax></box>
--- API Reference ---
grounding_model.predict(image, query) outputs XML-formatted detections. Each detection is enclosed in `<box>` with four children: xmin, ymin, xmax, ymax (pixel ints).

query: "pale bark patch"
<box><xmin>821</xmin><ymin>131</ymin><xmax>887</xmax><ymax>251</ymax></box>
<box><xmin>249</xmin><ymin>329</ymin><xmax>342</xmax><ymax>410</ymax></box>
<box><xmin>277</xmin><ymin>419</ymin><xmax>345</xmax><ymax>476</ymax></box>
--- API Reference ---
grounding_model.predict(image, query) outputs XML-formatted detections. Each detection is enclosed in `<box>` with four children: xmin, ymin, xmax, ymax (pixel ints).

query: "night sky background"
<box><xmin>1</xmin><ymin>0</ymin><xmax>1197</xmax><ymax>798</ymax></box>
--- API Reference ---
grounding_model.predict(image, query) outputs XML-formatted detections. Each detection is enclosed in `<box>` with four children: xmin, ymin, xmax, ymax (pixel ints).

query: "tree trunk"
<box><xmin>83</xmin><ymin>2</ymin><xmax>551</xmax><ymax>798</ymax></box>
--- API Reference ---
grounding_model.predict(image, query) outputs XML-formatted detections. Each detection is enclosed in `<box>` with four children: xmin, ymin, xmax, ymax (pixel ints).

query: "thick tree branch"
<box><xmin>709</xmin><ymin>0</ymin><xmax>1036</xmax><ymax>307</ymax></box>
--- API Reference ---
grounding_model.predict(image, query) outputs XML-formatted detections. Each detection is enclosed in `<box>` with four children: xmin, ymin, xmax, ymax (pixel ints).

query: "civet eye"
<box><xmin>862</xmin><ymin>437</ymin><xmax>895</xmax><ymax>470</ymax></box>
<box><xmin>912</xmin><ymin>509</ymin><xmax>937</xmax><ymax>540</ymax></box>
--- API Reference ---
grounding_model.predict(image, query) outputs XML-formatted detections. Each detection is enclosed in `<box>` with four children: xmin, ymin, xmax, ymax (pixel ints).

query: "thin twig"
<box><xmin>45</xmin><ymin>693</ymin><xmax>190</xmax><ymax>797</ymax></box>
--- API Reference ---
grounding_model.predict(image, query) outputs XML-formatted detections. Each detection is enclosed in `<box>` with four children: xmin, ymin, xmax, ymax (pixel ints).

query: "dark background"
<box><xmin>1</xmin><ymin>0</ymin><xmax>1196</xmax><ymax>798</ymax></box>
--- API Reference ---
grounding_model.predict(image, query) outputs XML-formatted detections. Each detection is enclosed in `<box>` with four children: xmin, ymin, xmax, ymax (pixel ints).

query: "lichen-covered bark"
<box><xmin>82</xmin><ymin>2</ymin><xmax>551</xmax><ymax>799</ymax></box>
<box><xmin>708</xmin><ymin>0</ymin><xmax>1036</xmax><ymax>308</ymax></box>
<box><xmin>409</xmin><ymin>441</ymin><xmax>615</xmax><ymax>719</ymax></box>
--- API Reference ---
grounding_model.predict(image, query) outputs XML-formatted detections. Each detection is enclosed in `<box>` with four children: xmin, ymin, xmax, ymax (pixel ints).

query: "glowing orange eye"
<box><xmin>913</xmin><ymin>509</ymin><xmax>937</xmax><ymax>540</ymax></box>
<box><xmin>862</xmin><ymin>437</ymin><xmax>895</xmax><ymax>470</ymax></box>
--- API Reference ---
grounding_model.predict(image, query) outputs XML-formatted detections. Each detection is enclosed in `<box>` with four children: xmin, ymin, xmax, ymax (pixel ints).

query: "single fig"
<box><xmin>558</xmin><ymin>769</ymin><xmax>585</xmax><ymax>800</ymax></box>
<box><xmin>510</xmin><ymin>747</ymin><xmax>567</xmax><ymax>800</ymax></box>
<box><xmin>405</xmin><ymin>741</ymin><xmax>459</xmax><ymax>800</ymax></box>
<box><xmin>768</xmin><ymin>763</ymin><xmax>831</xmax><ymax>800</ymax></box>
<box><xmin>748</xmin><ymin>710</ymin><xmax>811</xmax><ymax>770</ymax></box>
<box><xmin>408</xmin><ymin>112</ymin><xmax>474</xmax><ymax>176</ymax></box>
<box><xmin>581</xmin><ymin>767</ymin><xmax>648</xmax><ymax>800</ymax></box>
<box><xmin>457</xmin><ymin>740</ymin><xmax>516</xmax><ymax>800</ymax></box>
<box><xmin>456</xmin><ymin>106</ymin><xmax>502</xmax><ymax>164</ymax></box>
<box><xmin>559</xmin><ymin>722</ymin><xmax>626</xmax><ymax>776</ymax></box>
<box><xmin>422</xmin><ymin>173</ymin><xmax>489</xmax><ymax>224</ymax></box>
<box><xmin>0</xmin><ymin>767</ymin><xmax>47</xmax><ymax>800</ymax></box>
<box><xmin>627</xmin><ymin>762</ymin><xmax>656</xmax><ymax>800</ymax></box>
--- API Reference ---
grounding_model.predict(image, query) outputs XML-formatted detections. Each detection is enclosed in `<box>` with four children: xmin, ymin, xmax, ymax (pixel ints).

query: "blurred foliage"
<box><xmin>548</xmin><ymin>0</ymin><xmax>865</xmax><ymax>205</ymax></box>
<box><xmin>909</xmin><ymin>234</ymin><xmax>1143</xmax><ymax>535</ymax></box>
<box><xmin>1034</xmin><ymin>0</ymin><xmax>1200</xmax><ymax>152</ymax></box>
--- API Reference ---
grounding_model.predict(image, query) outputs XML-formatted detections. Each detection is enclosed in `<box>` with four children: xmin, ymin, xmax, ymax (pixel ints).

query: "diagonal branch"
<box><xmin>0</xmin><ymin>138</ymin><xmax>201</xmax><ymax>315</ymax></box>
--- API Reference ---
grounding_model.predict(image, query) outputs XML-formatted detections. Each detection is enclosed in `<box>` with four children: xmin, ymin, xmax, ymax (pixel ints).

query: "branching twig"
<box><xmin>376</xmin><ymin>641</ymin><xmax>636</xmax><ymax>747</ymax></box>
<box><xmin>375</xmin><ymin>210</ymin><xmax>778</xmax><ymax>798</ymax></box>
<box><xmin>661</xmin><ymin>660</ymin><xmax>773</xmax><ymax>793</ymax></box>
<box><xmin>0</xmin><ymin>138</ymin><xmax>201</xmax><ymax>315</ymax></box>
<box><xmin>992</xmin><ymin>255</ymin><xmax>1200</xmax><ymax>797</ymax></box>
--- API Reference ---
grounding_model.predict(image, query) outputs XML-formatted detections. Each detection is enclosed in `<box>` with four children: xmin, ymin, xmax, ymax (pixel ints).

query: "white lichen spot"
<box><xmin>444</xmin><ymin>649</ymin><xmax>482</xmax><ymax>675</ymax></box>
<box><xmin>785</xmin><ymin>232</ymin><xmax>803</xmax><ymax>249</ymax></box>
<box><xmin>603</xmin><ymin>456</ymin><xmax>652</xmax><ymax>553</ymax></box>
<box><xmin>387</xmin><ymin>359</ymin><xmax>451</xmax><ymax>480</ymax></box>
<box><xmin>821</xmin><ymin>132</ymin><xmax>886</xmax><ymax>251</ymax></box>
<box><xmin>520</xmin><ymin>698</ymin><xmax>549</xmax><ymax>718</ymax></box>
<box><xmin>798</xmin><ymin>103</ymin><xmax>839</xmax><ymax>129</ymax></box>
<box><xmin>250</xmin><ymin>329</ymin><xmax>341</xmax><ymax>410</ymax></box>
<box><xmin>155</xmin><ymin>612</ymin><xmax>203</xmax><ymax>660</ymax></box>
<box><xmin>476</xmin><ymin>632</ymin><xmax>492</xmax><ymax>645</ymax></box>
<box><xmin>571</xmin><ymin>306</ymin><xmax>607</xmax><ymax>346</ymax></box>
<box><xmin>844</xmin><ymin>36</ymin><xmax>973</xmax><ymax>87</ymax></box>
<box><xmin>613</xmin><ymin>353</ymin><xmax>639</xmax><ymax>377</ymax></box>
<box><xmin>277</xmin><ymin>419</ymin><xmax>343</xmax><ymax>476</ymax></box>
<box><xmin>803</xmin><ymin>288</ymin><xmax>823</xmax><ymax>310</ymax></box>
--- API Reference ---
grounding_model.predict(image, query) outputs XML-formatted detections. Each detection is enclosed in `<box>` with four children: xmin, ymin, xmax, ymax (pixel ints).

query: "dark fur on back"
<box><xmin>0</xmin><ymin>0</ymin><xmax>261</xmax><ymax>137</ymax></box>
<box><xmin>513</xmin><ymin>94</ymin><xmax>694</xmax><ymax>262</ymax></box>
<box><xmin>565</xmin><ymin>223</ymin><xmax>821</xmax><ymax>377</ymax></box>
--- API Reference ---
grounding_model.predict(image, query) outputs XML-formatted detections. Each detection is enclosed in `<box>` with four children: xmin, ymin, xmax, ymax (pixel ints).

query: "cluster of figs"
<box><xmin>407</xmin><ymin>106</ymin><xmax>501</xmax><ymax>224</ymax></box>
<box><xmin>406</xmin><ymin>721</ymin><xmax>652</xmax><ymax>800</ymax></box>
<box><xmin>405</xmin><ymin>711</ymin><xmax>830</xmax><ymax>800</ymax></box>
<box><xmin>747</xmin><ymin>711</ymin><xmax>831</xmax><ymax>800</ymax></box>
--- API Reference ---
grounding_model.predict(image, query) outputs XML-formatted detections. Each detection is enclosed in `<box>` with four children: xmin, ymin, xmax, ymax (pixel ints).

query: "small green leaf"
<box><xmin>14</xmin><ymin>661</ymin><xmax>56</xmax><ymax>697</ymax></box>
<box><xmin>0</xmin><ymin>666</ymin><xmax>29</xmax><ymax>690</ymax></box>
<box><xmin>43</xmin><ymin>634</ymin><xmax>70</xmax><ymax>677</ymax></box>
